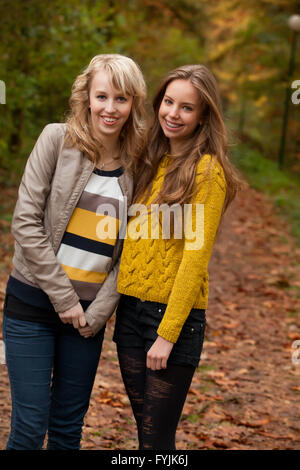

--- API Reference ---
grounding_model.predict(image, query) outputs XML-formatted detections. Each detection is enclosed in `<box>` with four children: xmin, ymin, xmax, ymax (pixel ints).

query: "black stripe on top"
<box><xmin>61</xmin><ymin>232</ymin><xmax>114</xmax><ymax>257</ymax></box>
<box><xmin>93</xmin><ymin>167</ymin><xmax>124</xmax><ymax>177</ymax></box>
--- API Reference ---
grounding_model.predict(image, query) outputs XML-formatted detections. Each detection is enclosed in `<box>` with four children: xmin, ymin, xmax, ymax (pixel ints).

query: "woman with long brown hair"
<box><xmin>2</xmin><ymin>54</ymin><xmax>147</xmax><ymax>450</ymax></box>
<box><xmin>113</xmin><ymin>64</ymin><xmax>244</xmax><ymax>450</ymax></box>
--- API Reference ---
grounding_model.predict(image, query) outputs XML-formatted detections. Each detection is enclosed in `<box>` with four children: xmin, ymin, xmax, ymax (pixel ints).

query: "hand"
<box><xmin>78</xmin><ymin>325</ymin><xmax>94</xmax><ymax>338</ymax></box>
<box><xmin>58</xmin><ymin>302</ymin><xmax>86</xmax><ymax>329</ymax></box>
<box><xmin>147</xmin><ymin>336</ymin><xmax>174</xmax><ymax>370</ymax></box>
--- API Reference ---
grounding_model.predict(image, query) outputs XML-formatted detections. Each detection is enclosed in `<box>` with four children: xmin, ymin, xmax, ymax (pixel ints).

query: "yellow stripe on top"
<box><xmin>66</xmin><ymin>207</ymin><xmax>120</xmax><ymax>246</ymax></box>
<box><xmin>61</xmin><ymin>264</ymin><xmax>108</xmax><ymax>284</ymax></box>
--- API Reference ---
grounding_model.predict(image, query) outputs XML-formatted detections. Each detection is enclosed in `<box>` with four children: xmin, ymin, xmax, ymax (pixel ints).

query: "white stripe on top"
<box><xmin>85</xmin><ymin>173</ymin><xmax>124</xmax><ymax>201</ymax></box>
<box><xmin>57</xmin><ymin>243</ymin><xmax>112</xmax><ymax>273</ymax></box>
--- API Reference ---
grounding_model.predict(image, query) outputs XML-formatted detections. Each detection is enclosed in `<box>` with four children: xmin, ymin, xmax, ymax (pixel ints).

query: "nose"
<box><xmin>104</xmin><ymin>98</ymin><xmax>116</xmax><ymax>113</ymax></box>
<box><xmin>168</xmin><ymin>105</ymin><xmax>180</xmax><ymax>119</ymax></box>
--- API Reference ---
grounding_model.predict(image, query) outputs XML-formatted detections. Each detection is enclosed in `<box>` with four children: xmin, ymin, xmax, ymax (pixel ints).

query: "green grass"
<box><xmin>181</xmin><ymin>402</ymin><xmax>211</xmax><ymax>423</ymax></box>
<box><xmin>232</xmin><ymin>144</ymin><xmax>300</xmax><ymax>245</ymax></box>
<box><xmin>91</xmin><ymin>430</ymin><xmax>105</xmax><ymax>437</ymax></box>
<box><xmin>197</xmin><ymin>364</ymin><xmax>215</xmax><ymax>372</ymax></box>
<box><xmin>287</xmin><ymin>310</ymin><xmax>300</xmax><ymax>317</ymax></box>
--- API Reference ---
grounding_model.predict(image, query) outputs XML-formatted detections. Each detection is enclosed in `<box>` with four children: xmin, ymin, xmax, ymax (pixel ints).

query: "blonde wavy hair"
<box><xmin>65</xmin><ymin>54</ymin><xmax>147</xmax><ymax>170</ymax></box>
<box><xmin>134</xmin><ymin>64</ymin><xmax>245</xmax><ymax>213</ymax></box>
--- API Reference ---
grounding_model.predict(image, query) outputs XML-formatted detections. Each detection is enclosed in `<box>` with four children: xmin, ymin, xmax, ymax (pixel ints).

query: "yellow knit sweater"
<box><xmin>117</xmin><ymin>153</ymin><xmax>226</xmax><ymax>343</ymax></box>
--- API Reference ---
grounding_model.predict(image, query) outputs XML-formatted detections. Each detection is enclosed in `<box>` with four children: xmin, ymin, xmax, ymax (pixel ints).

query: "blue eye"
<box><xmin>183</xmin><ymin>106</ymin><xmax>193</xmax><ymax>111</ymax></box>
<box><xmin>117</xmin><ymin>96</ymin><xmax>127</xmax><ymax>102</ymax></box>
<box><xmin>164</xmin><ymin>98</ymin><xmax>172</xmax><ymax>105</ymax></box>
<box><xmin>97</xmin><ymin>95</ymin><xmax>106</xmax><ymax>100</ymax></box>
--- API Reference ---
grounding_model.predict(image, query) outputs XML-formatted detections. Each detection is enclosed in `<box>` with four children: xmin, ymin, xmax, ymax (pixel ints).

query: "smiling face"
<box><xmin>158</xmin><ymin>79</ymin><xmax>203</xmax><ymax>151</ymax></box>
<box><xmin>89</xmin><ymin>69</ymin><xmax>134</xmax><ymax>143</ymax></box>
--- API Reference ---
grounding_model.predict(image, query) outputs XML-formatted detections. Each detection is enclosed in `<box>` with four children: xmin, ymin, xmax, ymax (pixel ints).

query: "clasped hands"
<box><xmin>59</xmin><ymin>303</ymin><xmax>174</xmax><ymax>369</ymax></box>
<box><xmin>58</xmin><ymin>302</ymin><xmax>94</xmax><ymax>338</ymax></box>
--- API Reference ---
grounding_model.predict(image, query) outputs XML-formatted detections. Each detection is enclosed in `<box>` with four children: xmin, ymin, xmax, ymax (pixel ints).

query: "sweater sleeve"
<box><xmin>156</xmin><ymin>158</ymin><xmax>226</xmax><ymax>343</ymax></box>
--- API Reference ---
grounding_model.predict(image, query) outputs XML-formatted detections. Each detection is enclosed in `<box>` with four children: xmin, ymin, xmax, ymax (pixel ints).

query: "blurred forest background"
<box><xmin>1</xmin><ymin>1</ymin><xmax>300</xmax><ymax>450</ymax></box>
<box><xmin>0</xmin><ymin>0</ymin><xmax>300</xmax><ymax>239</ymax></box>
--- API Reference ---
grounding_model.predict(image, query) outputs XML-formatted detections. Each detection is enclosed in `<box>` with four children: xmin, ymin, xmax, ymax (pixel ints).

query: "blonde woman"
<box><xmin>2</xmin><ymin>54</ymin><xmax>147</xmax><ymax>450</ymax></box>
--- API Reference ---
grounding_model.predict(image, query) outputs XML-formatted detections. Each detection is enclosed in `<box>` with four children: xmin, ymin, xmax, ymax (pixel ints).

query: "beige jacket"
<box><xmin>11</xmin><ymin>123</ymin><xmax>133</xmax><ymax>334</ymax></box>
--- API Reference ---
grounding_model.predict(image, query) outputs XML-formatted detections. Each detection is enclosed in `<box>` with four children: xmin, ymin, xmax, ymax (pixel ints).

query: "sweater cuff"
<box><xmin>157</xmin><ymin>324</ymin><xmax>179</xmax><ymax>343</ymax></box>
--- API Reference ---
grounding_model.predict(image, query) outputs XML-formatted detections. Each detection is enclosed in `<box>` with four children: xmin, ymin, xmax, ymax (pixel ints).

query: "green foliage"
<box><xmin>232</xmin><ymin>143</ymin><xmax>300</xmax><ymax>244</ymax></box>
<box><xmin>0</xmin><ymin>0</ymin><xmax>299</xmax><ymax>183</ymax></box>
<box><xmin>0</xmin><ymin>0</ymin><xmax>207</xmax><ymax>176</ymax></box>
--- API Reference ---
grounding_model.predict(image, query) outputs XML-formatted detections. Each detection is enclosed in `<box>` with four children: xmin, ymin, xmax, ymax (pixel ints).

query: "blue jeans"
<box><xmin>2</xmin><ymin>314</ymin><xmax>104</xmax><ymax>450</ymax></box>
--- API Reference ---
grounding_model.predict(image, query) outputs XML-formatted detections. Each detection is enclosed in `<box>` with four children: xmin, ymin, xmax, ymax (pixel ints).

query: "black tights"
<box><xmin>117</xmin><ymin>346</ymin><xmax>196</xmax><ymax>450</ymax></box>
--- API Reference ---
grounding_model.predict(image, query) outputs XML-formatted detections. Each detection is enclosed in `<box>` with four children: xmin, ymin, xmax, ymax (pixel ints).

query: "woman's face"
<box><xmin>158</xmin><ymin>79</ymin><xmax>202</xmax><ymax>148</ymax></box>
<box><xmin>89</xmin><ymin>70</ymin><xmax>133</xmax><ymax>142</ymax></box>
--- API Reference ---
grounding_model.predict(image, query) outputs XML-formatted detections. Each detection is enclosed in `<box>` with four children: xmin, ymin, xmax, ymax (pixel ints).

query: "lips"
<box><xmin>101</xmin><ymin>116</ymin><xmax>119</xmax><ymax>126</ymax></box>
<box><xmin>164</xmin><ymin>119</ymin><xmax>183</xmax><ymax>130</ymax></box>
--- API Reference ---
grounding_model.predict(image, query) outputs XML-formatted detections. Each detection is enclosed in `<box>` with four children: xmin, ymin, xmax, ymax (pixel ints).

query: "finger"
<box><xmin>59</xmin><ymin>315</ymin><xmax>69</xmax><ymax>324</ymax></box>
<box><xmin>146</xmin><ymin>353</ymin><xmax>152</xmax><ymax>369</ymax></box>
<box><xmin>153</xmin><ymin>357</ymin><xmax>160</xmax><ymax>371</ymax></box>
<box><xmin>80</xmin><ymin>328</ymin><xmax>92</xmax><ymax>336</ymax></box>
<box><xmin>79</xmin><ymin>314</ymin><xmax>87</xmax><ymax>328</ymax></box>
<box><xmin>72</xmin><ymin>316</ymin><xmax>79</xmax><ymax>329</ymax></box>
<box><xmin>161</xmin><ymin>357</ymin><xmax>167</xmax><ymax>369</ymax></box>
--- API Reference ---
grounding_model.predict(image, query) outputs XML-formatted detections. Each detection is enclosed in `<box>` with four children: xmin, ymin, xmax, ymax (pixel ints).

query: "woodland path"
<box><xmin>0</xmin><ymin>184</ymin><xmax>299</xmax><ymax>450</ymax></box>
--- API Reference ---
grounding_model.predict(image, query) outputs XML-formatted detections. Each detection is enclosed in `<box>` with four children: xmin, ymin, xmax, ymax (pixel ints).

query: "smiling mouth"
<box><xmin>101</xmin><ymin>116</ymin><xmax>119</xmax><ymax>125</ymax></box>
<box><xmin>164</xmin><ymin>119</ymin><xmax>183</xmax><ymax>129</ymax></box>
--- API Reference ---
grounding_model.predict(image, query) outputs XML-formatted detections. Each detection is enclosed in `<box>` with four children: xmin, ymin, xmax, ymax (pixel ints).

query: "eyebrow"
<box><xmin>94</xmin><ymin>89</ymin><xmax>126</xmax><ymax>95</ymax></box>
<box><xmin>165</xmin><ymin>94</ymin><xmax>195</xmax><ymax>106</ymax></box>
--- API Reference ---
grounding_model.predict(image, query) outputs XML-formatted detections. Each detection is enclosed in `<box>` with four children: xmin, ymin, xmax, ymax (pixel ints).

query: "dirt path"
<box><xmin>0</xmin><ymin>185</ymin><xmax>300</xmax><ymax>450</ymax></box>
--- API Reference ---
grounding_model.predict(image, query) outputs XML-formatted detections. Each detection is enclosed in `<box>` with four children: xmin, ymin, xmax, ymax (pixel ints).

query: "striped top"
<box><xmin>56</xmin><ymin>167</ymin><xmax>125</xmax><ymax>301</ymax></box>
<box><xmin>6</xmin><ymin>167</ymin><xmax>126</xmax><ymax>320</ymax></box>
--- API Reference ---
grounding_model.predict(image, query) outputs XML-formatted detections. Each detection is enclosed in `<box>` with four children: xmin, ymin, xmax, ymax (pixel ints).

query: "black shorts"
<box><xmin>113</xmin><ymin>294</ymin><xmax>206</xmax><ymax>368</ymax></box>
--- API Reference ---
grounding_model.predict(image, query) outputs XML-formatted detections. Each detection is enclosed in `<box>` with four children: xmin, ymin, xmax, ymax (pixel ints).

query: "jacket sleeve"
<box><xmin>84</xmin><ymin>256</ymin><xmax>121</xmax><ymax>334</ymax></box>
<box><xmin>83</xmin><ymin>173</ymin><xmax>133</xmax><ymax>335</ymax></box>
<box><xmin>11</xmin><ymin>124</ymin><xmax>80</xmax><ymax>313</ymax></box>
<box><xmin>156</xmin><ymin>159</ymin><xmax>226</xmax><ymax>343</ymax></box>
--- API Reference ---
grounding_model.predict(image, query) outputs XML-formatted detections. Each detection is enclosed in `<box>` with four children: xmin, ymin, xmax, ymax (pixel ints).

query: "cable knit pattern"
<box><xmin>117</xmin><ymin>153</ymin><xmax>226</xmax><ymax>343</ymax></box>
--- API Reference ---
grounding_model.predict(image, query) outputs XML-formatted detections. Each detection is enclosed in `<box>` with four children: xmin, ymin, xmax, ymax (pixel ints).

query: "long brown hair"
<box><xmin>134</xmin><ymin>64</ymin><xmax>244</xmax><ymax>212</ymax></box>
<box><xmin>64</xmin><ymin>54</ymin><xmax>147</xmax><ymax>170</ymax></box>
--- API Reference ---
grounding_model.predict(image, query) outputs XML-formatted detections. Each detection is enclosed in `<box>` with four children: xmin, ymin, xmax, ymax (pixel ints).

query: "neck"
<box><xmin>169</xmin><ymin>139</ymin><xmax>182</xmax><ymax>156</ymax></box>
<box><xmin>94</xmin><ymin>132</ymin><xmax>121</xmax><ymax>162</ymax></box>
<box><xmin>95</xmin><ymin>136</ymin><xmax>122</xmax><ymax>171</ymax></box>
<box><xmin>91</xmin><ymin>121</ymin><xmax>121</xmax><ymax>159</ymax></box>
<box><xmin>100</xmin><ymin>141</ymin><xmax>120</xmax><ymax>161</ymax></box>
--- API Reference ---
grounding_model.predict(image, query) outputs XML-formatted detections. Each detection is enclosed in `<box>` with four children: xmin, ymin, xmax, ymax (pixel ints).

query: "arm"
<box><xmin>11</xmin><ymin>124</ymin><xmax>80</xmax><ymax>313</ymax></box>
<box><xmin>156</xmin><ymin>158</ymin><xmax>226</xmax><ymax>344</ymax></box>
